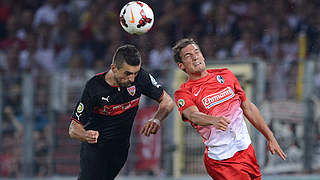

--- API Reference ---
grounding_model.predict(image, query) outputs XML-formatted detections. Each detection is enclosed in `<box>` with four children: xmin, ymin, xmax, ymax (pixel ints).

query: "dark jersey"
<box><xmin>71</xmin><ymin>68</ymin><xmax>164</xmax><ymax>143</ymax></box>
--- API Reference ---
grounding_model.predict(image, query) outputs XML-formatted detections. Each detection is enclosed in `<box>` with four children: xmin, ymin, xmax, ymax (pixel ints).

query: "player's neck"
<box><xmin>105</xmin><ymin>70</ymin><xmax>119</xmax><ymax>87</ymax></box>
<box><xmin>189</xmin><ymin>71</ymin><xmax>208</xmax><ymax>80</ymax></box>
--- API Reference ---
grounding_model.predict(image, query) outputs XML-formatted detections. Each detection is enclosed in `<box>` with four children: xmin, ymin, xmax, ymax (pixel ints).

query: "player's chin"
<box><xmin>123</xmin><ymin>83</ymin><xmax>132</xmax><ymax>87</ymax></box>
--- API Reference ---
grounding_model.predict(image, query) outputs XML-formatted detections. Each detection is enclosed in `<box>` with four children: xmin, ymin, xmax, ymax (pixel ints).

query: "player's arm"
<box><xmin>69</xmin><ymin>120</ymin><xmax>99</xmax><ymax>144</ymax></box>
<box><xmin>182</xmin><ymin>105</ymin><xmax>230</xmax><ymax>130</ymax></box>
<box><xmin>140</xmin><ymin>90</ymin><xmax>174</xmax><ymax>136</ymax></box>
<box><xmin>241</xmin><ymin>99</ymin><xmax>287</xmax><ymax>160</ymax></box>
<box><xmin>69</xmin><ymin>81</ymin><xmax>99</xmax><ymax>144</ymax></box>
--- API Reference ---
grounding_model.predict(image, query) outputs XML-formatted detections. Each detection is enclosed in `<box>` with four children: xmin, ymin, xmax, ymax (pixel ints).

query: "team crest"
<box><xmin>77</xmin><ymin>102</ymin><xmax>84</xmax><ymax>113</ymax></box>
<box><xmin>177</xmin><ymin>99</ymin><xmax>185</xmax><ymax>108</ymax></box>
<box><xmin>217</xmin><ymin>75</ymin><xmax>224</xmax><ymax>84</ymax></box>
<box><xmin>127</xmin><ymin>86</ymin><xmax>136</xmax><ymax>96</ymax></box>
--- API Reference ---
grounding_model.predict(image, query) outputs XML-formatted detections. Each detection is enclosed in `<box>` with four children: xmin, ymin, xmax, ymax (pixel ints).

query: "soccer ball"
<box><xmin>119</xmin><ymin>1</ymin><xmax>154</xmax><ymax>35</ymax></box>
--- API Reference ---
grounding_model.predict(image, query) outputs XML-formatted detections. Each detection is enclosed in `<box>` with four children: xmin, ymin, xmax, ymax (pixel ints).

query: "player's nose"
<box><xmin>128</xmin><ymin>74</ymin><xmax>135</xmax><ymax>83</ymax></box>
<box><xmin>192</xmin><ymin>54</ymin><xmax>198</xmax><ymax>61</ymax></box>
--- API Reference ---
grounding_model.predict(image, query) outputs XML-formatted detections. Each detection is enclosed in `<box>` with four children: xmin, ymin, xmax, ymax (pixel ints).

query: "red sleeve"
<box><xmin>174</xmin><ymin>88</ymin><xmax>195</xmax><ymax>122</ymax></box>
<box><xmin>228</xmin><ymin>69</ymin><xmax>247</xmax><ymax>102</ymax></box>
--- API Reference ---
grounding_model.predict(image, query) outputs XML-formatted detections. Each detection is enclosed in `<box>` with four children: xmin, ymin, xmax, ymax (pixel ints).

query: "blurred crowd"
<box><xmin>1</xmin><ymin>0</ymin><xmax>320</xmax><ymax>177</ymax></box>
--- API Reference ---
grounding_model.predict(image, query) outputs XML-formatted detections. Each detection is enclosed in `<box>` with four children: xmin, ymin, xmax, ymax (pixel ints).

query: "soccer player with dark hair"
<box><xmin>172</xmin><ymin>38</ymin><xmax>287</xmax><ymax>180</ymax></box>
<box><xmin>69</xmin><ymin>44</ymin><xmax>174</xmax><ymax>180</ymax></box>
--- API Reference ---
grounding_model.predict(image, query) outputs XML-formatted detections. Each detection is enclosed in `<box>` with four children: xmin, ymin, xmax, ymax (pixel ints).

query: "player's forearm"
<box><xmin>189</xmin><ymin>111</ymin><xmax>216</xmax><ymax>126</ymax></box>
<box><xmin>154</xmin><ymin>92</ymin><xmax>174</xmax><ymax>121</ymax></box>
<box><xmin>69</xmin><ymin>120</ymin><xmax>88</xmax><ymax>142</ymax></box>
<box><xmin>249</xmin><ymin>114</ymin><xmax>274</xmax><ymax>140</ymax></box>
<box><xmin>243</xmin><ymin>102</ymin><xmax>274</xmax><ymax>140</ymax></box>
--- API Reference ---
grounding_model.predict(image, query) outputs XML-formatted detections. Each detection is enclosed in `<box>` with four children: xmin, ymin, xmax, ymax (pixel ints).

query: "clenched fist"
<box><xmin>212</xmin><ymin>116</ymin><xmax>230</xmax><ymax>131</ymax></box>
<box><xmin>85</xmin><ymin>130</ymin><xmax>99</xmax><ymax>144</ymax></box>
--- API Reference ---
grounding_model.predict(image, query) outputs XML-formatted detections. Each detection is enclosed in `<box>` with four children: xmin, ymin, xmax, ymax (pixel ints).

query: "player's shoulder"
<box><xmin>135</xmin><ymin>67</ymin><xmax>150</xmax><ymax>81</ymax></box>
<box><xmin>138</xmin><ymin>67</ymin><xmax>148</xmax><ymax>76</ymax></box>
<box><xmin>137</xmin><ymin>68</ymin><xmax>160</xmax><ymax>82</ymax></box>
<box><xmin>136</xmin><ymin>68</ymin><xmax>162</xmax><ymax>88</ymax></box>
<box><xmin>207</xmin><ymin>68</ymin><xmax>232</xmax><ymax>74</ymax></box>
<box><xmin>86</xmin><ymin>72</ymin><xmax>105</xmax><ymax>87</ymax></box>
<box><xmin>174</xmin><ymin>83</ymin><xmax>192</xmax><ymax>96</ymax></box>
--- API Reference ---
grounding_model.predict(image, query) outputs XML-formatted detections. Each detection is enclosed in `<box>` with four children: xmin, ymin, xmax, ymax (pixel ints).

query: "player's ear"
<box><xmin>177</xmin><ymin>62</ymin><xmax>185</xmax><ymax>71</ymax></box>
<box><xmin>111</xmin><ymin>64</ymin><xmax>117</xmax><ymax>73</ymax></box>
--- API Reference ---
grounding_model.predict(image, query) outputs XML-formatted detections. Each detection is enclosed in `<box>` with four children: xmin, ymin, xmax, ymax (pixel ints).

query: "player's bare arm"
<box><xmin>69</xmin><ymin>120</ymin><xmax>99</xmax><ymax>144</ymax></box>
<box><xmin>182</xmin><ymin>105</ymin><xmax>230</xmax><ymax>131</ymax></box>
<box><xmin>140</xmin><ymin>91</ymin><xmax>174</xmax><ymax>136</ymax></box>
<box><xmin>241</xmin><ymin>99</ymin><xmax>287</xmax><ymax>160</ymax></box>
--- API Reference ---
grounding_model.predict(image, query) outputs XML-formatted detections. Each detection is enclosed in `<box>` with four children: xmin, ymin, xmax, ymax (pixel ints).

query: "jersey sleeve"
<box><xmin>139</xmin><ymin>69</ymin><xmax>164</xmax><ymax>101</ymax></box>
<box><xmin>228</xmin><ymin>69</ymin><xmax>247</xmax><ymax>102</ymax></box>
<box><xmin>174</xmin><ymin>89</ymin><xmax>195</xmax><ymax>122</ymax></box>
<box><xmin>71</xmin><ymin>83</ymin><xmax>94</xmax><ymax>125</ymax></box>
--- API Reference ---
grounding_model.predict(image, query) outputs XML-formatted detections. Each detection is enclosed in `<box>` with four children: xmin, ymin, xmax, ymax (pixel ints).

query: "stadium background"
<box><xmin>1</xmin><ymin>0</ymin><xmax>320</xmax><ymax>179</ymax></box>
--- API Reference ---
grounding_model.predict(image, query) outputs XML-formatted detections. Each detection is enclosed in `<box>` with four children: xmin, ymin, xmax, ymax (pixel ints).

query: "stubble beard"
<box><xmin>114</xmin><ymin>76</ymin><xmax>131</xmax><ymax>87</ymax></box>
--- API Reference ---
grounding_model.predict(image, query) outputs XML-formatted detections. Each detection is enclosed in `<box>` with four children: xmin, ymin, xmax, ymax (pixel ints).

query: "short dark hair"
<box><xmin>172</xmin><ymin>38</ymin><xmax>198</xmax><ymax>63</ymax></box>
<box><xmin>112</xmin><ymin>44</ymin><xmax>141</xmax><ymax>69</ymax></box>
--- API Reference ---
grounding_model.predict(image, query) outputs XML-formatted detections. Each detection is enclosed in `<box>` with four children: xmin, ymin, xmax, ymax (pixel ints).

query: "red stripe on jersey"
<box><xmin>94</xmin><ymin>97</ymin><xmax>140</xmax><ymax>116</ymax></box>
<box><xmin>95</xmin><ymin>71</ymin><xmax>107</xmax><ymax>76</ymax></box>
<box><xmin>71</xmin><ymin>118</ymin><xmax>82</xmax><ymax>125</ymax></box>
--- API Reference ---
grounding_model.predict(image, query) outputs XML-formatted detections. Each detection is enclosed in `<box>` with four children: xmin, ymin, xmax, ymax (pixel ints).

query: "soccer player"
<box><xmin>172</xmin><ymin>38</ymin><xmax>287</xmax><ymax>180</ymax></box>
<box><xmin>68</xmin><ymin>44</ymin><xmax>174</xmax><ymax>180</ymax></box>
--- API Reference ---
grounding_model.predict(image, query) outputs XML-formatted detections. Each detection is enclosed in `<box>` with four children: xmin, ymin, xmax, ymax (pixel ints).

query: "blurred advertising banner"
<box><xmin>134</xmin><ymin>105</ymin><xmax>161</xmax><ymax>171</ymax></box>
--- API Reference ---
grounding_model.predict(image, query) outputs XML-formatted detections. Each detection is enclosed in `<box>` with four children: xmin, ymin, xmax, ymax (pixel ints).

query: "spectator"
<box><xmin>232</xmin><ymin>30</ymin><xmax>265</xmax><ymax>59</ymax></box>
<box><xmin>51</xmin><ymin>10</ymin><xmax>72</xmax><ymax>52</ymax></box>
<box><xmin>0</xmin><ymin>0</ymin><xmax>13</xmax><ymax>23</ymax></box>
<box><xmin>55</xmin><ymin>29</ymin><xmax>93</xmax><ymax>70</ymax></box>
<box><xmin>33</xmin><ymin>0</ymin><xmax>67</xmax><ymax>27</ymax></box>
<box><xmin>33</xmin><ymin>23</ymin><xmax>55</xmax><ymax>72</ymax></box>
<box><xmin>33</xmin><ymin>130</ymin><xmax>49</xmax><ymax>177</ymax></box>
<box><xmin>67</xmin><ymin>0</ymin><xmax>90</xmax><ymax>26</ymax></box>
<box><xmin>0</xmin><ymin>132</ymin><xmax>23</xmax><ymax>177</ymax></box>
<box><xmin>199</xmin><ymin>35</ymin><xmax>217</xmax><ymax>60</ymax></box>
<box><xmin>92</xmin><ymin>58</ymin><xmax>107</xmax><ymax>74</ymax></box>
<box><xmin>19</xmin><ymin>32</ymin><xmax>40</xmax><ymax>75</ymax></box>
<box><xmin>148</xmin><ymin>31</ymin><xmax>173</xmax><ymax>79</ymax></box>
<box><xmin>0</xmin><ymin>15</ymin><xmax>25</xmax><ymax>50</ymax></box>
<box><xmin>16</xmin><ymin>8</ymin><xmax>34</xmax><ymax>40</ymax></box>
<box><xmin>2</xmin><ymin>105</ymin><xmax>23</xmax><ymax>138</ymax></box>
<box><xmin>60</xmin><ymin>54</ymin><xmax>93</xmax><ymax>111</ymax></box>
<box><xmin>2</xmin><ymin>46</ymin><xmax>21</xmax><ymax>84</ymax></box>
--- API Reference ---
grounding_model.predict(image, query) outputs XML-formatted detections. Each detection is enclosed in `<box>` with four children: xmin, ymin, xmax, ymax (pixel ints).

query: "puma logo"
<box><xmin>102</xmin><ymin>96</ymin><xmax>110</xmax><ymax>102</ymax></box>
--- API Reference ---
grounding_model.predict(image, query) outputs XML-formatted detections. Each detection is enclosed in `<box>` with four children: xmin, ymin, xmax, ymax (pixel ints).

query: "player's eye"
<box><xmin>125</xmin><ymin>71</ymin><xmax>139</xmax><ymax>76</ymax></box>
<box><xmin>184</xmin><ymin>54</ymin><xmax>191</xmax><ymax>59</ymax></box>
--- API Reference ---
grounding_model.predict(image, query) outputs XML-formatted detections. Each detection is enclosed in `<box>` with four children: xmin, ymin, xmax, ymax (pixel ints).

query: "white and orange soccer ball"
<box><xmin>119</xmin><ymin>1</ymin><xmax>154</xmax><ymax>35</ymax></box>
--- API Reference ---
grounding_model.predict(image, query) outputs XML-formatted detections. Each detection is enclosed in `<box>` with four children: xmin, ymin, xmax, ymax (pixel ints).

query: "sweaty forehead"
<box><xmin>181</xmin><ymin>44</ymin><xmax>199</xmax><ymax>56</ymax></box>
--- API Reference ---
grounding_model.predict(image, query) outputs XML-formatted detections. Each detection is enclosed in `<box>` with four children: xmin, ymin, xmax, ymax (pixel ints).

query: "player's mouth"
<box><xmin>193</xmin><ymin>62</ymin><xmax>201</xmax><ymax>66</ymax></box>
<box><xmin>126</xmin><ymin>82</ymin><xmax>133</xmax><ymax>87</ymax></box>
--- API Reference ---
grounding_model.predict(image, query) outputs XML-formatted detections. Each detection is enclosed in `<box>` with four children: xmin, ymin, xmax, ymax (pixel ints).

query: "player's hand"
<box><xmin>267</xmin><ymin>137</ymin><xmax>287</xmax><ymax>160</ymax></box>
<box><xmin>212</xmin><ymin>116</ymin><xmax>230</xmax><ymax>131</ymax></box>
<box><xmin>85</xmin><ymin>130</ymin><xmax>99</xmax><ymax>144</ymax></box>
<box><xmin>140</xmin><ymin>119</ymin><xmax>161</xmax><ymax>137</ymax></box>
